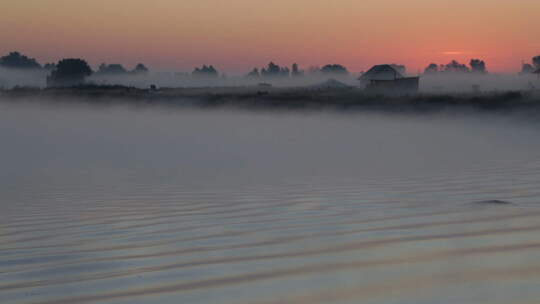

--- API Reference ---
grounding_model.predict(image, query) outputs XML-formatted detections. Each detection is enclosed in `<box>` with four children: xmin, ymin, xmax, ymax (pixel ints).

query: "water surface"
<box><xmin>1</xmin><ymin>103</ymin><xmax>540</xmax><ymax>304</ymax></box>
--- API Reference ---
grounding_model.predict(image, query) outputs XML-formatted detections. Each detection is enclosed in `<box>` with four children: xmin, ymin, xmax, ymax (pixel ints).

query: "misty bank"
<box><xmin>1</xmin><ymin>85</ymin><xmax>540</xmax><ymax>113</ymax></box>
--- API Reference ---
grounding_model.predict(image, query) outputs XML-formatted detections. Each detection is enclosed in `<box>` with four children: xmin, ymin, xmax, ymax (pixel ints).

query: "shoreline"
<box><xmin>1</xmin><ymin>85</ymin><xmax>540</xmax><ymax>113</ymax></box>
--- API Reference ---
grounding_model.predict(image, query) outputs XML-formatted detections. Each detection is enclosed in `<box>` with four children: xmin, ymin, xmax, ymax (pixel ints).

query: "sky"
<box><xmin>1</xmin><ymin>0</ymin><xmax>539</xmax><ymax>74</ymax></box>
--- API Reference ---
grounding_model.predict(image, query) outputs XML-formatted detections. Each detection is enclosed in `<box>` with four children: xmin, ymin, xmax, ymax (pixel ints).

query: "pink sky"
<box><xmin>1</xmin><ymin>0</ymin><xmax>539</xmax><ymax>74</ymax></box>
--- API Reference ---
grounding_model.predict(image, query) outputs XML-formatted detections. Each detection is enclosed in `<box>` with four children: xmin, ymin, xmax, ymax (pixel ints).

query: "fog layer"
<box><xmin>1</xmin><ymin>101</ymin><xmax>539</xmax><ymax>192</ymax></box>
<box><xmin>2</xmin><ymin>65</ymin><xmax>540</xmax><ymax>93</ymax></box>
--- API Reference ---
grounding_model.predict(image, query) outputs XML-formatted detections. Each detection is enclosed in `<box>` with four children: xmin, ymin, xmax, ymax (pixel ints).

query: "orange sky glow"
<box><xmin>1</xmin><ymin>0</ymin><xmax>539</xmax><ymax>74</ymax></box>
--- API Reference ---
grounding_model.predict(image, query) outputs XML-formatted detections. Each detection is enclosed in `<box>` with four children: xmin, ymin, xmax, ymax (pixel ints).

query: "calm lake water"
<box><xmin>1</xmin><ymin>102</ymin><xmax>540</xmax><ymax>304</ymax></box>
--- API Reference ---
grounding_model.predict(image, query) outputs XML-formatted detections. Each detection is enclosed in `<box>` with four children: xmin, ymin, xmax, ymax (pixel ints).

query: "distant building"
<box><xmin>359</xmin><ymin>64</ymin><xmax>419</xmax><ymax>95</ymax></box>
<box><xmin>360</xmin><ymin>64</ymin><xmax>404</xmax><ymax>82</ymax></box>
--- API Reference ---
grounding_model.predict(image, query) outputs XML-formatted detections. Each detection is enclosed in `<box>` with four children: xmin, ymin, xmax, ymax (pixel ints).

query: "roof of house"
<box><xmin>359</xmin><ymin>65</ymin><xmax>404</xmax><ymax>81</ymax></box>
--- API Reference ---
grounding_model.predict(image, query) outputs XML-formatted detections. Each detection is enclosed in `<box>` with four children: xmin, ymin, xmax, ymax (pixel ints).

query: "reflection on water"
<box><xmin>1</xmin><ymin>103</ymin><xmax>540</xmax><ymax>304</ymax></box>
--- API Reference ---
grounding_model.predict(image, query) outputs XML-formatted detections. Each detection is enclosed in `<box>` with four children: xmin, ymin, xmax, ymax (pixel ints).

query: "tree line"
<box><xmin>0</xmin><ymin>51</ymin><xmax>354</xmax><ymax>87</ymax></box>
<box><xmin>423</xmin><ymin>56</ymin><xmax>540</xmax><ymax>75</ymax></box>
<box><xmin>521</xmin><ymin>56</ymin><xmax>540</xmax><ymax>74</ymax></box>
<box><xmin>424</xmin><ymin>59</ymin><xmax>487</xmax><ymax>74</ymax></box>
<box><xmin>245</xmin><ymin>62</ymin><xmax>349</xmax><ymax>79</ymax></box>
<box><xmin>1</xmin><ymin>51</ymin><xmax>539</xmax><ymax>87</ymax></box>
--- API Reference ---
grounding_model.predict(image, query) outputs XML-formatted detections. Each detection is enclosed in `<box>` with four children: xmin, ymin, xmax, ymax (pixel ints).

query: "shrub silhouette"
<box><xmin>0</xmin><ymin>51</ymin><xmax>41</xmax><ymax>69</ymax></box>
<box><xmin>470</xmin><ymin>59</ymin><xmax>487</xmax><ymax>74</ymax></box>
<box><xmin>47</xmin><ymin>58</ymin><xmax>92</xmax><ymax>87</ymax></box>
<box><xmin>321</xmin><ymin>64</ymin><xmax>349</xmax><ymax>75</ymax></box>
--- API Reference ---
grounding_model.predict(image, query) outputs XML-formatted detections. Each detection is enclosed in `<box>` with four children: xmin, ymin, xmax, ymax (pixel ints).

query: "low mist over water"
<box><xmin>1</xmin><ymin>102</ymin><xmax>540</xmax><ymax>304</ymax></box>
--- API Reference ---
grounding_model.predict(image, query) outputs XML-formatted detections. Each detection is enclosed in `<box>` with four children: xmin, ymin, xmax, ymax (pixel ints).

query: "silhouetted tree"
<box><xmin>521</xmin><ymin>63</ymin><xmax>535</xmax><ymax>74</ymax></box>
<box><xmin>261</xmin><ymin>62</ymin><xmax>279</xmax><ymax>77</ymax></box>
<box><xmin>291</xmin><ymin>63</ymin><xmax>304</xmax><ymax>77</ymax></box>
<box><xmin>246</xmin><ymin>68</ymin><xmax>260</xmax><ymax>78</ymax></box>
<box><xmin>533</xmin><ymin>55</ymin><xmax>540</xmax><ymax>70</ymax></box>
<box><xmin>470</xmin><ymin>59</ymin><xmax>487</xmax><ymax>74</ymax></box>
<box><xmin>424</xmin><ymin>63</ymin><xmax>439</xmax><ymax>74</ymax></box>
<box><xmin>261</xmin><ymin>62</ymin><xmax>289</xmax><ymax>78</ymax></box>
<box><xmin>192</xmin><ymin>65</ymin><xmax>219</xmax><ymax>78</ymax></box>
<box><xmin>132</xmin><ymin>63</ymin><xmax>149</xmax><ymax>74</ymax></box>
<box><xmin>97</xmin><ymin>63</ymin><xmax>128</xmax><ymax>75</ymax></box>
<box><xmin>0</xmin><ymin>52</ymin><xmax>41</xmax><ymax>69</ymax></box>
<box><xmin>443</xmin><ymin>60</ymin><xmax>469</xmax><ymax>73</ymax></box>
<box><xmin>47</xmin><ymin>58</ymin><xmax>92</xmax><ymax>87</ymax></box>
<box><xmin>320</xmin><ymin>64</ymin><xmax>349</xmax><ymax>75</ymax></box>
